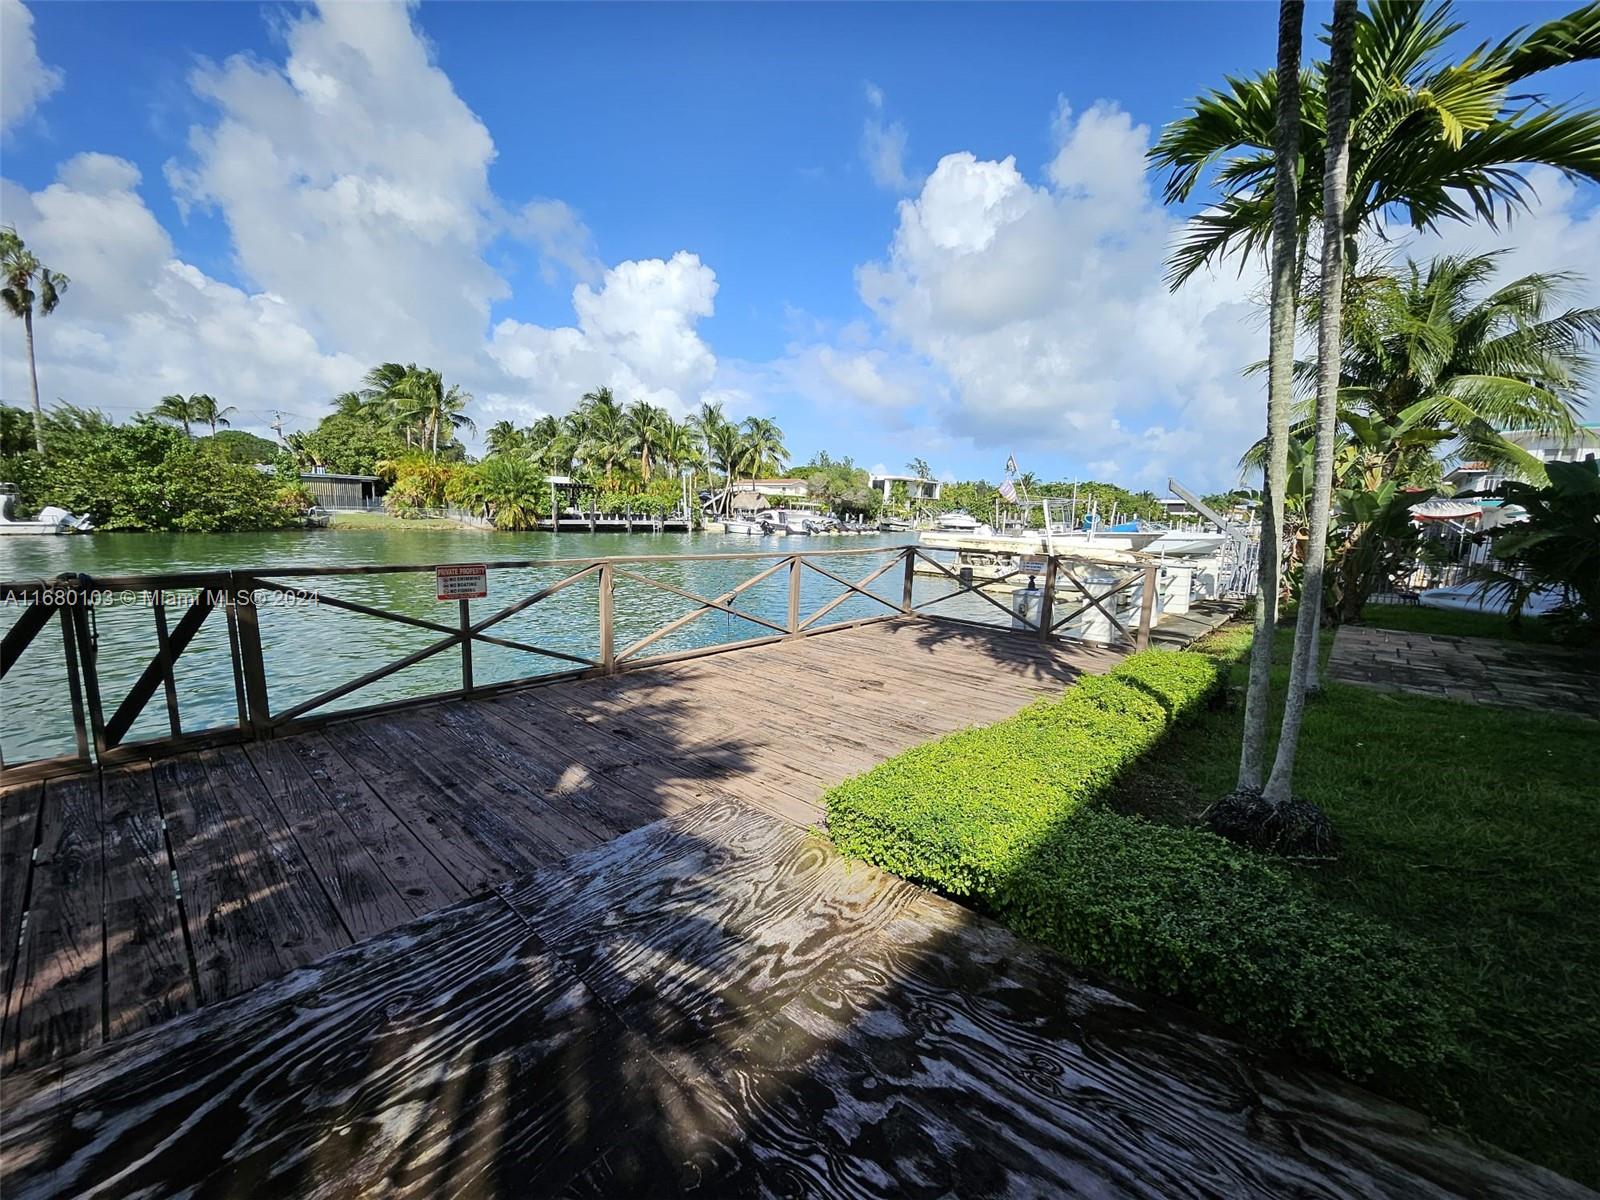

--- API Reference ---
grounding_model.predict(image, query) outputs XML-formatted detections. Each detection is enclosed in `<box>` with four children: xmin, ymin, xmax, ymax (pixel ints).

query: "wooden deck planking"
<box><xmin>6</xmin><ymin>775</ymin><xmax>102</xmax><ymax>1068</ymax></box>
<box><xmin>0</xmin><ymin>620</ymin><xmax>1137</xmax><ymax>1070</ymax></box>
<box><xmin>151</xmin><ymin>750</ymin><xmax>349</xmax><ymax>1005</ymax></box>
<box><xmin>2</xmin><ymin>797</ymin><xmax>1581</xmax><ymax>1200</ymax></box>
<box><xmin>238</xmin><ymin>736</ymin><xmax>424</xmax><ymax>940</ymax></box>
<box><xmin>99</xmin><ymin>765</ymin><xmax>194</xmax><ymax>1042</ymax></box>
<box><xmin>0</xmin><ymin>782</ymin><xmax>43</xmax><ymax>1002</ymax></box>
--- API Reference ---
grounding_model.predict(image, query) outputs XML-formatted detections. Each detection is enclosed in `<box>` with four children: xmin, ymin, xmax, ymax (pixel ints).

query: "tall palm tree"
<box><xmin>575</xmin><ymin>386</ymin><xmax>626</xmax><ymax>484</ymax></box>
<box><xmin>485</xmin><ymin>419</ymin><xmax>523</xmax><ymax>456</ymax></box>
<box><xmin>623</xmin><ymin>400</ymin><xmax>670</xmax><ymax>483</ymax></box>
<box><xmin>1</xmin><ymin>227</ymin><xmax>70</xmax><ymax>454</ymax></box>
<box><xmin>154</xmin><ymin>393</ymin><xmax>201</xmax><ymax>437</ymax></box>
<box><xmin>706</xmin><ymin>421</ymin><xmax>746</xmax><ymax>516</ymax></box>
<box><xmin>190</xmin><ymin>395</ymin><xmax>237</xmax><ymax>435</ymax></box>
<box><xmin>1237</xmin><ymin>0</ymin><xmax>1304</xmax><ymax>794</ymax></box>
<box><xmin>1151</xmin><ymin>1</ymin><xmax>1600</xmax><ymax>287</ymax></box>
<box><xmin>740</xmin><ymin>416</ymin><xmax>788</xmax><ymax>477</ymax></box>
<box><xmin>658</xmin><ymin>418</ymin><xmax>701</xmax><ymax>483</ymax></box>
<box><xmin>1263</xmin><ymin>0</ymin><xmax>1359</xmax><ymax>811</ymax></box>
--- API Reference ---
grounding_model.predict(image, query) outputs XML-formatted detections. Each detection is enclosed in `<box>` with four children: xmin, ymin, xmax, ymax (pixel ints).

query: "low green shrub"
<box><xmin>824</xmin><ymin>647</ymin><xmax>1452</xmax><ymax>1089</ymax></box>
<box><xmin>1004</xmin><ymin>810</ymin><xmax>1450</xmax><ymax>1083</ymax></box>
<box><xmin>826</xmin><ymin>650</ymin><xmax>1221</xmax><ymax>897</ymax></box>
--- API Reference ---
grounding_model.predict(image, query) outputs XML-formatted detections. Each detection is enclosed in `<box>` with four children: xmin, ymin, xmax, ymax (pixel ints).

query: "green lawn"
<box><xmin>1116</xmin><ymin>620</ymin><xmax>1600</xmax><ymax>1185</ymax></box>
<box><xmin>325</xmin><ymin>509</ymin><xmax>476</xmax><ymax>532</ymax></box>
<box><xmin>1354</xmin><ymin>602</ymin><xmax>1556</xmax><ymax>642</ymax></box>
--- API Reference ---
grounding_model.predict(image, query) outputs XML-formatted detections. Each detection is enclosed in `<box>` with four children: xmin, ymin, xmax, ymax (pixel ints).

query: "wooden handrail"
<box><xmin>1</xmin><ymin>544</ymin><xmax>1170</xmax><ymax>782</ymax></box>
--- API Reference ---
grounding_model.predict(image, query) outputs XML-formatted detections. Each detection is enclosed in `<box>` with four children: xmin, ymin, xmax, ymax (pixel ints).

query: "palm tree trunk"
<box><xmin>24</xmin><ymin>309</ymin><xmax>45</xmax><ymax>454</ymax></box>
<box><xmin>1238</xmin><ymin>0</ymin><xmax>1303</xmax><ymax>792</ymax></box>
<box><xmin>1264</xmin><ymin>0</ymin><xmax>1357</xmax><ymax>806</ymax></box>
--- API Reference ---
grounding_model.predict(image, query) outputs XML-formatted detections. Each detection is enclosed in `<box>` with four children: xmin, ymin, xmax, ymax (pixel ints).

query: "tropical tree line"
<box><xmin>1155</xmin><ymin>0</ymin><xmax>1600</xmax><ymax>836</ymax></box>
<box><xmin>0</xmin><ymin>404</ymin><xmax>310</xmax><ymax>532</ymax></box>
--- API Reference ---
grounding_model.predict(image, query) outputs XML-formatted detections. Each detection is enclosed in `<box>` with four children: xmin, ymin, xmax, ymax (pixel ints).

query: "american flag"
<box><xmin>999</xmin><ymin>477</ymin><xmax>1018</xmax><ymax>502</ymax></box>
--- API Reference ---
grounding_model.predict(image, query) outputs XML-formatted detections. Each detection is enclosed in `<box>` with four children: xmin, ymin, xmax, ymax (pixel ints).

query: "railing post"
<box><xmin>598</xmin><ymin>561</ymin><xmax>616</xmax><ymax>673</ymax></box>
<box><xmin>787</xmin><ymin>554</ymin><xmax>802</xmax><ymax>635</ymax></box>
<box><xmin>1038</xmin><ymin>557</ymin><xmax>1057</xmax><ymax>642</ymax></box>
<box><xmin>1136</xmin><ymin>561</ymin><xmax>1158</xmax><ymax>651</ymax></box>
<box><xmin>68</xmin><ymin>594</ymin><xmax>110</xmax><ymax>759</ymax></box>
<box><xmin>57</xmin><ymin>602</ymin><xmax>91</xmax><ymax>764</ymax></box>
<box><xmin>151</xmin><ymin>593</ymin><xmax>183</xmax><ymax>737</ymax></box>
<box><xmin>459</xmin><ymin>596</ymin><xmax>474</xmax><ymax>693</ymax></box>
<box><xmin>901</xmin><ymin>547</ymin><xmax>916</xmax><ymax>615</ymax></box>
<box><xmin>231</xmin><ymin>579</ymin><xmax>272</xmax><ymax>738</ymax></box>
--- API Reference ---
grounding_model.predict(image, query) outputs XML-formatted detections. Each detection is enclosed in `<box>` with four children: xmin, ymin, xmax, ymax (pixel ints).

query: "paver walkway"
<box><xmin>1327</xmin><ymin>626</ymin><xmax>1599</xmax><ymax>717</ymax></box>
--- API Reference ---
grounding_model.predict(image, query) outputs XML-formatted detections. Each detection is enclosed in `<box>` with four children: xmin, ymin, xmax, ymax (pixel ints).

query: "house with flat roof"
<box><xmin>298</xmin><ymin>470</ymin><xmax>382</xmax><ymax>510</ymax></box>
<box><xmin>869</xmin><ymin>473</ymin><xmax>941</xmax><ymax>503</ymax></box>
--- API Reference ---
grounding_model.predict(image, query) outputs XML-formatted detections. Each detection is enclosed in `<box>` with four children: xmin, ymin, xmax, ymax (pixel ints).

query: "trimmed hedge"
<box><xmin>824</xmin><ymin>648</ymin><xmax>1451</xmax><ymax>1086</ymax></box>
<box><xmin>826</xmin><ymin>650</ymin><xmax>1224</xmax><ymax>898</ymax></box>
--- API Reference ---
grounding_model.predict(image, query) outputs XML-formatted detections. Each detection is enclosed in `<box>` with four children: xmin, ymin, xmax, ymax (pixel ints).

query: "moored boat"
<box><xmin>0</xmin><ymin>483</ymin><xmax>94</xmax><ymax>536</ymax></box>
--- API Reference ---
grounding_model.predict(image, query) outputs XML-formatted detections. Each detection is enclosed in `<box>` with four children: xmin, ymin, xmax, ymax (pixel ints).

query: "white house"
<box><xmin>869</xmin><ymin>473</ymin><xmax>942</xmax><ymax>504</ymax></box>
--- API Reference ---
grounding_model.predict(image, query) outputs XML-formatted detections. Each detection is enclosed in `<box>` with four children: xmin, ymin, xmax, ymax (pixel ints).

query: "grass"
<box><xmin>1117</xmin><ymin>619</ymin><xmax>1600</xmax><ymax>1185</ymax></box>
<box><xmin>1354</xmin><ymin>602</ymin><xmax>1556</xmax><ymax>642</ymax></box>
<box><xmin>324</xmin><ymin>509</ymin><xmax>478</xmax><ymax>532</ymax></box>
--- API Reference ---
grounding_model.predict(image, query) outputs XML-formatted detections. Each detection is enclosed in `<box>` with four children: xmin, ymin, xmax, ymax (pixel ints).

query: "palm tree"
<box><xmin>154</xmin><ymin>394</ymin><xmax>201</xmax><ymax>437</ymax></box>
<box><xmin>1</xmin><ymin>227</ymin><xmax>70</xmax><ymax>454</ymax></box>
<box><xmin>740</xmin><ymin>416</ymin><xmax>788</xmax><ymax>477</ymax></box>
<box><xmin>485</xmin><ymin>420</ymin><xmax>523</xmax><ymax>457</ymax></box>
<box><xmin>623</xmin><ymin>400</ymin><xmax>669</xmax><ymax>483</ymax></box>
<box><xmin>361</xmin><ymin>363</ymin><xmax>474</xmax><ymax>456</ymax></box>
<box><xmin>706</xmin><ymin>421</ymin><xmax>746</xmax><ymax>516</ymax></box>
<box><xmin>658</xmin><ymin>418</ymin><xmax>701</xmax><ymax>483</ymax></box>
<box><xmin>1151</xmin><ymin>1</ymin><xmax>1600</xmax><ymax>287</ymax></box>
<box><xmin>190</xmin><ymin>395</ymin><xmax>237</xmax><ymax>435</ymax></box>
<box><xmin>1263</xmin><ymin>0</ymin><xmax>1359</xmax><ymax>813</ymax></box>
<box><xmin>1236</xmin><ymin>0</ymin><xmax>1304</xmax><ymax>794</ymax></box>
<box><xmin>575</xmin><ymin>386</ymin><xmax>626</xmax><ymax>484</ymax></box>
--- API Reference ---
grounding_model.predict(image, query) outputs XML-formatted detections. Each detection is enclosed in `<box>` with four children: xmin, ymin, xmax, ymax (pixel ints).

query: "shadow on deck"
<box><xmin>1</xmin><ymin>614</ymin><xmax>1575</xmax><ymax>1196</ymax></box>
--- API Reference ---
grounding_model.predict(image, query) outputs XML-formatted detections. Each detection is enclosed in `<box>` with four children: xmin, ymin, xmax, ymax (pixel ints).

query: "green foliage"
<box><xmin>202</xmin><ymin>429</ymin><xmax>283</xmax><ymax>465</ymax></box>
<box><xmin>792</xmin><ymin>453</ymin><xmax>882</xmax><ymax>516</ymax></box>
<box><xmin>1119</xmin><ymin>619</ymin><xmax>1600</xmax><ymax>1183</ymax></box>
<box><xmin>1472</xmin><ymin>456</ymin><xmax>1600</xmax><ymax>637</ymax></box>
<box><xmin>1004</xmin><ymin>810</ymin><xmax>1449</xmax><ymax>1083</ymax></box>
<box><xmin>826</xmin><ymin>648</ymin><xmax>1453</xmax><ymax>1090</ymax></box>
<box><xmin>474</xmin><ymin>455</ymin><xmax>545</xmax><ymax>530</ymax></box>
<box><xmin>288</xmin><ymin>412</ymin><xmax>406</xmax><ymax>476</ymax></box>
<box><xmin>7</xmin><ymin>420</ymin><xmax>302</xmax><ymax>531</ymax></box>
<box><xmin>827</xmin><ymin>651</ymin><xmax>1223</xmax><ymax>897</ymax></box>
<box><xmin>384</xmin><ymin>454</ymin><xmax>463</xmax><ymax>517</ymax></box>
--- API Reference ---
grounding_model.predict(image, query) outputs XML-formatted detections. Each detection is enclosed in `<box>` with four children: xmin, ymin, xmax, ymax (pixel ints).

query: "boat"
<box><xmin>0</xmin><ymin>484</ymin><xmax>93</xmax><ymax>536</ymax></box>
<box><xmin>934</xmin><ymin>510</ymin><xmax>991</xmax><ymax>534</ymax></box>
<box><xmin>305</xmin><ymin>505</ymin><xmax>332</xmax><ymax>529</ymax></box>
<box><xmin>877</xmin><ymin>516</ymin><xmax>915</xmax><ymax>532</ymax></box>
<box><xmin>755</xmin><ymin>507</ymin><xmax>824</xmax><ymax>535</ymax></box>
<box><xmin>722</xmin><ymin>516</ymin><xmax>764</xmax><ymax>535</ymax></box>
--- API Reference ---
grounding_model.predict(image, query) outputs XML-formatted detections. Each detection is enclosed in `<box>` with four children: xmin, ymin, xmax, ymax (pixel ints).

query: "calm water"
<box><xmin>1</xmin><ymin>525</ymin><xmax>976</xmax><ymax>764</ymax></box>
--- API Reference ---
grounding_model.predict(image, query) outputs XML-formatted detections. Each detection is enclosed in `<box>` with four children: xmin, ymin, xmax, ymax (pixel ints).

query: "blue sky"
<box><xmin>3</xmin><ymin>1</ymin><xmax>1597</xmax><ymax>490</ymax></box>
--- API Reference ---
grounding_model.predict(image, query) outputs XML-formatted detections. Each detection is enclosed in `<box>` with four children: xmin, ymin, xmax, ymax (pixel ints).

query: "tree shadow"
<box><xmin>1</xmin><ymin>625</ymin><xmax>1578</xmax><ymax>1198</ymax></box>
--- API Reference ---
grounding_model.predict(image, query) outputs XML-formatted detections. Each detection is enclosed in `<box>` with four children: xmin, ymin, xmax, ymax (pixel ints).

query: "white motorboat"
<box><xmin>755</xmin><ymin>508</ymin><xmax>823</xmax><ymax>535</ymax></box>
<box><xmin>722</xmin><ymin>516</ymin><xmax>764</xmax><ymax>535</ymax></box>
<box><xmin>934</xmin><ymin>510</ymin><xmax>991</xmax><ymax>534</ymax></box>
<box><xmin>0</xmin><ymin>484</ymin><xmax>93</xmax><ymax>535</ymax></box>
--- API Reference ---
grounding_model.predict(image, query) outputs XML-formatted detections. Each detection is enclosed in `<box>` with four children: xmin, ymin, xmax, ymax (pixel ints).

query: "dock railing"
<box><xmin>1</xmin><ymin>546</ymin><xmax>1158</xmax><ymax>781</ymax></box>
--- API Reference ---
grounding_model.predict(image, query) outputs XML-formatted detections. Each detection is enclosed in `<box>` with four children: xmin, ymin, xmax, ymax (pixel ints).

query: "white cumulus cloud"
<box><xmin>1</xmin><ymin>0</ymin><xmax>62</xmax><ymax>134</ymax></box>
<box><xmin>488</xmin><ymin>251</ymin><xmax>720</xmax><ymax>418</ymax></box>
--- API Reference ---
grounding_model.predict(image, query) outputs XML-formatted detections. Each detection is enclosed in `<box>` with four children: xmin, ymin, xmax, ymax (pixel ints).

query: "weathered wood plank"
<box><xmin>0</xmin><ymin>894</ymin><xmax>747</xmax><ymax>1200</ymax></box>
<box><xmin>7</xmin><ymin>774</ymin><xmax>102</xmax><ymax>1067</ymax></box>
<box><xmin>315</xmin><ymin>722</ymin><xmax>523</xmax><ymax>895</ymax></box>
<box><xmin>243</xmin><ymin>736</ymin><xmax>463</xmax><ymax>920</ymax></box>
<box><xmin>100</xmin><ymin>765</ymin><xmax>195</xmax><ymax>1041</ymax></box>
<box><xmin>236</xmin><ymin>736</ymin><xmax>421</xmax><ymax>939</ymax></box>
<box><xmin>0</xmin><ymin>782</ymin><xmax>43</xmax><ymax>1003</ymax></box>
<box><xmin>276</xmin><ymin>731</ymin><xmax>474</xmax><ymax>908</ymax></box>
<box><xmin>501</xmin><ymin>799</ymin><xmax>919</xmax><ymax>1049</ymax></box>
<box><xmin>152</xmin><ymin>750</ymin><xmax>348</xmax><ymax>1005</ymax></box>
<box><xmin>696</xmin><ymin>885</ymin><xmax>1586</xmax><ymax>1199</ymax></box>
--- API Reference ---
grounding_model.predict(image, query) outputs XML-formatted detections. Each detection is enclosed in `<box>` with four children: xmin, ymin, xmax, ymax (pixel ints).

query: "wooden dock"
<box><xmin>1</xmin><ymin>547</ymin><xmax>1571</xmax><ymax>1196</ymax></box>
<box><xmin>0</xmin><ymin>621</ymin><xmax>1120</xmax><ymax>1072</ymax></box>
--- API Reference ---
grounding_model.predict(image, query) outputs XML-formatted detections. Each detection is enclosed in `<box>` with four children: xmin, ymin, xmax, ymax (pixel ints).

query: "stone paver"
<box><xmin>1327</xmin><ymin>625</ymin><xmax>1599</xmax><ymax>718</ymax></box>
